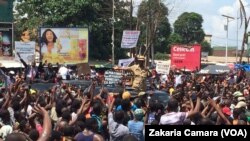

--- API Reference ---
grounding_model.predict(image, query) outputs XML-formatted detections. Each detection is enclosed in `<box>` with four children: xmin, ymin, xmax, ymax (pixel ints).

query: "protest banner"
<box><xmin>171</xmin><ymin>44</ymin><xmax>201</xmax><ymax>71</ymax></box>
<box><xmin>104</xmin><ymin>70</ymin><xmax>123</xmax><ymax>87</ymax></box>
<box><xmin>155</xmin><ymin>60</ymin><xmax>170</xmax><ymax>74</ymax></box>
<box><xmin>40</xmin><ymin>28</ymin><xmax>88</xmax><ymax>64</ymax></box>
<box><xmin>118</xmin><ymin>58</ymin><xmax>134</xmax><ymax>67</ymax></box>
<box><xmin>15</xmin><ymin>41</ymin><xmax>36</xmax><ymax>63</ymax></box>
<box><xmin>121</xmin><ymin>30</ymin><xmax>140</xmax><ymax>48</ymax></box>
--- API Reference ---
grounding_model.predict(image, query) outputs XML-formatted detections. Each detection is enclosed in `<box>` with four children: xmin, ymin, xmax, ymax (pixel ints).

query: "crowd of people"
<box><xmin>0</xmin><ymin>57</ymin><xmax>250</xmax><ymax>141</ymax></box>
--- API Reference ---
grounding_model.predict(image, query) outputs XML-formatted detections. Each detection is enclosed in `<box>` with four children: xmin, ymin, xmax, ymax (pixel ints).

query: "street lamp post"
<box><xmin>222</xmin><ymin>14</ymin><xmax>234</xmax><ymax>64</ymax></box>
<box><xmin>236</xmin><ymin>10</ymin><xmax>239</xmax><ymax>63</ymax></box>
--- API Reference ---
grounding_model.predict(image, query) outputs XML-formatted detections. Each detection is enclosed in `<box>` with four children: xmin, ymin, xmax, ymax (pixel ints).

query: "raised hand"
<box><xmin>207</xmin><ymin>97</ymin><xmax>217</xmax><ymax>107</ymax></box>
<box><xmin>32</xmin><ymin>104</ymin><xmax>48</xmax><ymax>117</ymax></box>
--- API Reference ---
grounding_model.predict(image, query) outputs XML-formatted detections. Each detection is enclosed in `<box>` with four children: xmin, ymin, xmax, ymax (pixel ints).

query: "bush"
<box><xmin>154</xmin><ymin>52</ymin><xmax>169</xmax><ymax>60</ymax></box>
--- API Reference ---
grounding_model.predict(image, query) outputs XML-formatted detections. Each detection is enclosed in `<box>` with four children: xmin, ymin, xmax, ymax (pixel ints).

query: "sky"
<box><xmin>132</xmin><ymin>0</ymin><xmax>250</xmax><ymax>49</ymax></box>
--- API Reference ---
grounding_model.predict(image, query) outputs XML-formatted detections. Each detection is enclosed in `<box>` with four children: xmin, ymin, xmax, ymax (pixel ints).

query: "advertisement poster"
<box><xmin>15</xmin><ymin>41</ymin><xmax>36</xmax><ymax>64</ymax></box>
<box><xmin>171</xmin><ymin>44</ymin><xmax>201</xmax><ymax>71</ymax></box>
<box><xmin>40</xmin><ymin>28</ymin><xmax>88</xmax><ymax>64</ymax></box>
<box><xmin>0</xmin><ymin>27</ymin><xmax>12</xmax><ymax>57</ymax></box>
<box><xmin>155</xmin><ymin>60</ymin><xmax>170</xmax><ymax>74</ymax></box>
<box><xmin>121</xmin><ymin>30</ymin><xmax>140</xmax><ymax>48</ymax></box>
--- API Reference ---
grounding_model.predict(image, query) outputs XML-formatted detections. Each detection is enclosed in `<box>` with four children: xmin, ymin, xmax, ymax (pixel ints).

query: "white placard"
<box><xmin>155</xmin><ymin>60</ymin><xmax>170</xmax><ymax>74</ymax></box>
<box><xmin>118</xmin><ymin>58</ymin><xmax>134</xmax><ymax>67</ymax></box>
<box><xmin>121</xmin><ymin>30</ymin><xmax>140</xmax><ymax>48</ymax></box>
<box><xmin>15</xmin><ymin>41</ymin><xmax>36</xmax><ymax>63</ymax></box>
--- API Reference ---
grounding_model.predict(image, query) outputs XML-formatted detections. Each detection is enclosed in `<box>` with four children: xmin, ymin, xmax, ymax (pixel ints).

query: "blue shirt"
<box><xmin>128</xmin><ymin>120</ymin><xmax>144</xmax><ymax>141</ymax></box>
<box><xmin>116</xmin><ymin>104</ymin><xmax>137</xmax><ymax>111</ymax></box>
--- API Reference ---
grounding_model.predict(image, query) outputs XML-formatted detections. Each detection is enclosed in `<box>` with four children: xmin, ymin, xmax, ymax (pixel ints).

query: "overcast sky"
<box><xmin>132</xmin><ymin>0</ymin><xmax>250</xmax><ymax>48</ymax></box>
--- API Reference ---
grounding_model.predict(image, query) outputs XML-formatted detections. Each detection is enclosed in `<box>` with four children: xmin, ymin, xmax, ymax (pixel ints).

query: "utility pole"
<box><xmin>236</xmin><ymin>10</ymin><xmax>239</xmax><ymax>63</ymax></box>
<box><xmin>129</xmin><ymin>0</ymin><xmax>133</xmax><ymax>30</ymax></box>
<box><xmin>129</xmin><ymin>0</ymin><xmax>133</xmax><ymax>58</ymax></box>
<box><xmin>248</xmin><ymin>32</ymin><xmax>250</xmax><ymax>64</ymax></box>
<box><xmin>222</xmin><ymin>14</ymin><xmax>234</xmax><ymax>64</ymax></box>
<box><xmin>112</xmin><ymin>0</ymin><xmax>115</xmax><ymax>65</ymax></box>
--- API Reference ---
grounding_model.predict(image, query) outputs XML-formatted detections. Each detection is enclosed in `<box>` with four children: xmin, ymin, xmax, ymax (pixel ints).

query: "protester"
<box><xmin>1</xmin><ymin>60</ymin><xmax>250</xmax><ymax>141</ymax></box>
<box><xmin>16</xmin><ymin>52</ymin><xmax>38</xmax><ymax>84</ymax></box>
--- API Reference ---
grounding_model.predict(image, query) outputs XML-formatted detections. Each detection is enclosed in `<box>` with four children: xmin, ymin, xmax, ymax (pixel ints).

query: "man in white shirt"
<box><xmin>159</xmin><ymin>93</ymin><xmax>201</xmax><ymax>125</ymax></box>
<box><xmin>58</xmin><ymin>65</ymin><xmax>69</xmax><ymax>80</ymax></box>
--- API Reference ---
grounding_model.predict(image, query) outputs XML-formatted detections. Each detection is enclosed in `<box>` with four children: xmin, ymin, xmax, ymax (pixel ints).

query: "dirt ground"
<box><xmin>203</xmin><ymin>56</ymin><xmax>249</xmax><ymax>64</ymax></box>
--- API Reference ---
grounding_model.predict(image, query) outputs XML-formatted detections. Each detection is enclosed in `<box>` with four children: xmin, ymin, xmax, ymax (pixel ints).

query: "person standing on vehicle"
<box><xmin>127</xmin><ymin>56</ymin><xmax>149</xmax><ymax>92</ymax></box>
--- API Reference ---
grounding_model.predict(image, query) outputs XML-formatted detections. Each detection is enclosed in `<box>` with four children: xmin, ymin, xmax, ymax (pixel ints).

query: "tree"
<box><xmin>154</xmin><ymin>17</ymin><xmax>171</xmax><ymax>53</ymax></box>
<box><xmin>14</xmin><ymin>0</ymin><xmax>135</xmax><ymax>61</ymax></box>
<box><xmin>238</xmin><ymin>0</ymin><xmax>250</xmax><ymax>63</ymax></box>
<box><xmin>201</xmin><ymin>41</ymin><xmax>212</xmax><ymax>55</ymax></box>
<box><xmin>166</xmin><ymin>33</ymin><xmax>182</xmax><ymax>53</ymax></box>
<box><xmin>137</xmin><ymin>0</ymin><xmax>169</xmax><ymax>64</ymax></box>
<box><xmin>174</xmin><ymin>12</ymin><xmax>205</xmax><ymax>44</ymax></box>
<box><xmin>112</xmin><ymin>0</ymin><xmax>137</xmax><ymax>60</ymax></box>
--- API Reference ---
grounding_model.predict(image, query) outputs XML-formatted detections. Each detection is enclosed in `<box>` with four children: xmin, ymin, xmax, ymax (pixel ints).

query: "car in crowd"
<box><xmin>146</xmin><ymin>90</ymin><xmax>170</xmax><ymax>107</ymax></box>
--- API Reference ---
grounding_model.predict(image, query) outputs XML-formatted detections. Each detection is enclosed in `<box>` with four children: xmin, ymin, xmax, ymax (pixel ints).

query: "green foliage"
<box><xmin>137</xmin><ymin>0</ymin><xmax>170</xmax><ymax>55</ymax></box>
<box><xmin>166</xmin><ymin>33</ymin><xmax>182</xmax><ymax>53</ymax></box>
<box><xmin>174</xmin><ymin>12</ymin><xmax>205</xmax><ymax>44</ymax></box>
<box><xmin>201</xmin><ymin>41</ymin><xmax>212</xmax><ymax>55</ymax></box>
<box><xmin>14</xmin><ymin>0</ymin><xmax>106</xmax><ymax>40</ymax></box>
<box><xmin>14</xmin><ymin>0</ymin><xmax>132</xmax><ymax>60</ymax></box>
<box><xmin>154</xmin><ymin>17</ymin><xmax>172</xmax><ymax>53</ymax></box>
<box><xmin>154</xmin><ymin>52</ymin><xmax>168</xmax><ymax>60</ymax></box>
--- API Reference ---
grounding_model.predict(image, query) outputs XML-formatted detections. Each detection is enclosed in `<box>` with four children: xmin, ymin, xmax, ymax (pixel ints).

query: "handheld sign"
<box><xmin>104</xmin><ymin>70</ymin><xmax>123</xmax><ymax>87</ymax></box>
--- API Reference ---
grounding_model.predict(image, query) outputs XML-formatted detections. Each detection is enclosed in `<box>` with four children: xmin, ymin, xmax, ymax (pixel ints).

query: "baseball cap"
<box><xmin>233</xmin><ymin>91</ymin><xmax>243</xmax><ymax>97</ymax></box>
<box><xmin>235</xmin><ymin>101</ymin><xmax>247</xmax><ymax>109</ymax></box>
<box><xmin>122</xmin><ymin>91</ymin><xmax>131</xmax><ymax>100</ymax></box>
<box><xmin>134</xmin><ymin>108</ymin><xmax>144</xmax><ymax>121</ymax></box>
<box><xmin>222</xmin><ymin>107</ymin><xmax>231</xmax><ymax>116</ymax></box>
<box><xmin>238</xmin><ymin>97</ymin><xmax>246</xmax><ymax>102</ymax></box>
<box><xmin>30</xmin><ymin>89</ymin><xmax>37</xmax><ymax>95</ymax></box>
<box><xmin>169</xmin><ymin>88</ymin><xmax>174</xmax><ymax>95</ymax></box>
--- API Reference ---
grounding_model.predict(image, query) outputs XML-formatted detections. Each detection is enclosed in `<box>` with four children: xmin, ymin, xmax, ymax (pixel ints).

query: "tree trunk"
<box><xmin>239</xmin><ymin>33</ymin><xmax>245</xmax><ymax>63</ymax></box>
<box><xmin>239</xmin><ymin>30</ymin><xmax>247</xmax><ymax>64</ymax></box>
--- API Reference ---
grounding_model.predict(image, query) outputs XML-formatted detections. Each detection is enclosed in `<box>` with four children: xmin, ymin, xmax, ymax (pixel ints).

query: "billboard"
<box><xmin>171</xmin><ymin>44</ymin><xmax>201</xmax><ymax>71</ymax></box>
<box><xmin>40</xmin><ymin>28</ymin><xmax>88</xmax><ymax>64</ymax></box>
<box><xmin>0</xmin><ymin>26</ymin><xmax>13</xmax><ymax>57</ymax></box>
